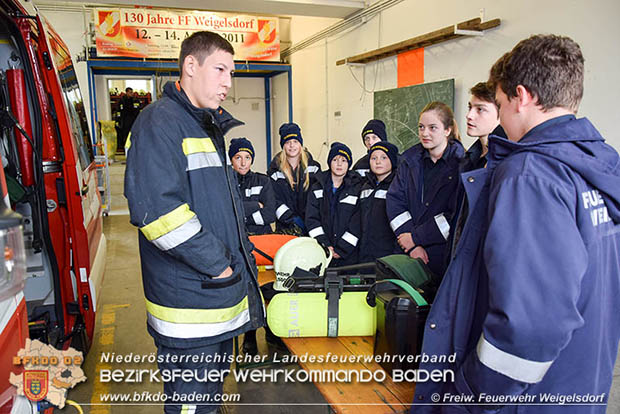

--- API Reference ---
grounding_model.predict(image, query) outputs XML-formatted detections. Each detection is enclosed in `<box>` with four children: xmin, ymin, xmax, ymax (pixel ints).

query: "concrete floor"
<box><xmin>59</xmin><ymin>159</ymin><xmax>620</xmax><ymax>414</ymax></box>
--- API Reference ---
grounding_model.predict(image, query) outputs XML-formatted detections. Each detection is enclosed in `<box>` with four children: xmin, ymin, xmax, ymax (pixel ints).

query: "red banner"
<box><xmin>94</xmin><ymin>8</ymin><xmax>280</xmax><ymax>61</ymax></box>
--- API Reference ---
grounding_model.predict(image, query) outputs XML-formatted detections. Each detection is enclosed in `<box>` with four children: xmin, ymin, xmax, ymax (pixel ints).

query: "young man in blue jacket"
<box><xmin>413</xmin><ymin>34</ymin><xmax>620</xmax><ymax>414</ymax></box>
<box><xmin>124</xmin><ymin>32</ymin><xmax>265</xmax><ymax>414</ymax></box>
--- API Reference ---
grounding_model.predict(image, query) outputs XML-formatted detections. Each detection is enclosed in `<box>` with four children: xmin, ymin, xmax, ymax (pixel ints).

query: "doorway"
<box><xmin>107</xmin><ymin>79</ymin><xmax>153</xmax><ymax>154</ymax></box>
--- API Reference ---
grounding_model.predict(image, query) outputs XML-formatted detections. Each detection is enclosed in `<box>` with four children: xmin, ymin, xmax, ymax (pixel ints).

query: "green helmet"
<box><xmin>273</xmin><ymin>237</ymin><xmax>332</xmax><ymax>291</ymax></box>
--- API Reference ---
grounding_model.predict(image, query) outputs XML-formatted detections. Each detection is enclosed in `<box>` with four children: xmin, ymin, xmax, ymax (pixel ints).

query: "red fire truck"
<box><xmin>0</xmin><ymin>0</ymin><xmax>106</xmax><ymax>411</ymax></box>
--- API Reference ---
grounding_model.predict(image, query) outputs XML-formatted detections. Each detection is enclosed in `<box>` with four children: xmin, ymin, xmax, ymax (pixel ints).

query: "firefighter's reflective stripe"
<box><xmin>356</xmin><ymin>169</ymin><xmax>369</xmax><ymax>177</ymax></box>
<box><xmin>476</xmin><ymin>334</ymin><xmax>553</xmax><ymax>384</ymax></box>
<box><xmin>182</xmin><ymin>138</ymin><xmax>216</xmax><ymax>154</ymax></box>
<box><xmin>125</xmin><ymin>132</ymin><xmax>132</xmax><ymax>151</ymax></box>
<box><xmin>390</xmin><ymin>211</ymin><xmax>412</xmax><ymax>231</ymax></box>
<box><xmin>313</xmin><ymin>189</ymin><xmax>323</xmax><ymax>199</ymax></box>
<box><xmin>140</xmin><ymin>204</ymin><xmax>201</xmax><ymax>250</ymax></box>
<box><xmin>340</xmin><ymin>195</ymin><xmax>358</xmax><ymax>205</ymax></box>
<box><xmin>360</xmin><ymin>189</ymin><xmax>373</xmax><ymax>199</ymax></box>
<box><xmin>181</xmin><ymin>405</ymin><xmax>196</xmax><ymax>414</ymax></box>
<box><xmin>245</xmin><ymin>186</ymin><xmax>263</xmax><ymax>197</ymax></box>
<box><xmin>342</xmin><ymin>231</ymin><xmax>359</xmax><ymax>247</ymax></box>
<box><xmin>434</xmin><ymin>213</ymin><xmax>450</xmax><ymax>240</ymax></box>
<box><xmin>308</xmin><ymin>226</ymin><xmax>325</xmax><ymax>238</ymax></box>
<box><xmin>276</xmin><ymin>204</ymin><xmax>290</xmax><ymax>219</ymax></box>
<box><xmin>375</xmin><ymin>190</ymin><xmax>387</xmax><ymax>199</ymax></box>
<box><xmin>186</xmin><ymin>152</ymin><xmax>222</xmax><ymax>170</ymax></box>
<box><xmin>182</xmin><ymin>138</ymin><xmax>222</xmax><ymax>170</ymax></box>
<box><xmin>306</xmin><ymin>165</ymin><xmax>319</xmax><ymax>174</ymax></box>
<box><xmin>252</xmin><ymin>210</ymin><xmax>264</xmax><ymax>225</ymax></box>
<box><xmin>146</xmin><ymin>297</ymin><xmax>250</xmax><ymax>339</ymax></box>
<box><xmin>271</xmin><ymin>171</ymin><xmax>286</xmax><ymax>180</ymax></box>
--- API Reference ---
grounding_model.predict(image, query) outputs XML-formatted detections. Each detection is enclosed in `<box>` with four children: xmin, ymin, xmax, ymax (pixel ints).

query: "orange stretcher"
<box><xmin>249</xmin><ymin>234</ymin><xmax>297</xmax><ymax>266</ymax></box>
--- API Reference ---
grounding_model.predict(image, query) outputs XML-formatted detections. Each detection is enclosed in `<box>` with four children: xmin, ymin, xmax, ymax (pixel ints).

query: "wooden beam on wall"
<box><xmin>336</xmin><ymin>18</ymin><xmax>501</xmax><ymax>66</ymax></box>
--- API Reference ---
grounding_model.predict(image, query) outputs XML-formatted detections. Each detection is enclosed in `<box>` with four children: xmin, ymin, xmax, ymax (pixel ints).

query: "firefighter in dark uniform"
<box><xmin>305</xmin><ymin>142</ymin><xmax>362</xmax><ymax>266</ymax></box>
<box><xmin>358</xmin><ymin>141</ymin><xmax>400</xmax><ymax>262</ymax></box>
<box><xmin>228</xmin><ymin>137</ymin><xmax>277</xmax><ymax>356</ymax></box>
<box><xmin>229</xmin><ymin>137</ymin><xmax>276</xmax><ymax>235</ymax></box>
<box><xmin>118</xmin><ymin>87</ymin><xmax>141</xmax><ymax>150</ymax></box>
<box><xmin>124</xmin><ymin>32</ymin><xmax>265</xmax><ymax>414</ymax></box>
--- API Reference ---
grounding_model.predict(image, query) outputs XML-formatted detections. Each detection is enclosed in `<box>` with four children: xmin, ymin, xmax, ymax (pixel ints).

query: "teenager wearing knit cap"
<box><xmin>305</xmin><ymin>142</ymin><xmax>362</xmax><ymax>266</ymax></box>
<box><xmin>229</xmin><ymin>138</ymin><xmax>277</xmax><ymax>356</ymax></box>
<box><xmin>386</xmin><ymin>102</ymin><xmax>464</xmax><ymax>277</ymax></box>
<box><xmin>229</xmin><ymin>138</ymin><xmax>276</xmax><ymax>236</ymax></box>
<box><xmin>352</xmin><ymin>119</ymin><xmax>388</xmax><ymax>177</ymax></box>
<box><xmin>358</xmin><ymin>141</ymin><xmax>400</xmax><ymax>262</ymax></box>
<box><xmin>267</xmin><ymin>122</ymin><xmax>321</xmax><ymax>235</ymax></box>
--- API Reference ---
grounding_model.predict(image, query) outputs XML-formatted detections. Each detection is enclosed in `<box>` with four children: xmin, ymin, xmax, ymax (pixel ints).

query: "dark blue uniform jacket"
<box><xmin>235</xmin><ymin>170</ymin><xmax>276</xmax><ymax>235</ymax></box>
<box><xmin>305</xmin><ymin>171</ymin><xmax>362</xmax><ymax>266</ymax></box>
<box><xmin>268</xmin><ymin>151</ymin><xmax>321</xmax><ymax>231</ymax></box>
<box><xmin>386</xmin><ymin>141</ymin><xmax>464</xmax><ymax>276</ymax></box>
<box><xmin>359</xmin><ymin>170</ymin><xmax>400</xmax><ymax>262</ymax></box>
<box><xmin>413</xmin><ymin>116</ymin><xmax>620</xmax><ymax>414</ymax></box>
<box><xmin>124</xmin><ymin>81</ymin><xmax>265</xmax><ymax>348</ymax></box>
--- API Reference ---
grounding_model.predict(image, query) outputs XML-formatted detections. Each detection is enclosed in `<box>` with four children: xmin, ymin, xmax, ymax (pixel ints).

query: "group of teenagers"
<box><xmin>230</xmin><ymin>82</ymin><xmax>502</xmax><ymax>279</ymax></box>
<box><xmin>126</xmin><ymin>29</ymin><xmax>620</xmax><ymax>414</ymax></box>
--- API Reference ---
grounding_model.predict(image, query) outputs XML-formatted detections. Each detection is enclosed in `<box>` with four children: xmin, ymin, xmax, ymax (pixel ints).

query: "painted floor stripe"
<box><xmin>89</xmin><ymin>304</ymin><xmax>130</xmax><ymax>413</ymax></box>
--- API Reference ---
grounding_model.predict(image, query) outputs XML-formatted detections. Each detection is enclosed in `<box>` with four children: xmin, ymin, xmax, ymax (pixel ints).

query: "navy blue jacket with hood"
<box><xmin>412</xmin><ymin>116</ymin><xmax>620</xmax><ymax>414</ymax></box>
<box><xmin>305</xmin><ymin>170</ymin><xmax>362</xmax><ymax>266</ymax></box>
<box><xmin>359</xmin><ymin>170</ymin><xmax>400</xmax><ymax>262</ymax></box>
<box><xmin>124</xmin><ymin>81</ymin><xmax>265</xmax><ymax>348</ymax></box>
<box><xmin>235</xmin><ymin>170</ymin><xmax>276</xmax><ymax>235</ymax></box>
<box><xmin>386</xmin><ymin>141</ymin><xmax>464</xmax><ymax>276</ymax></box>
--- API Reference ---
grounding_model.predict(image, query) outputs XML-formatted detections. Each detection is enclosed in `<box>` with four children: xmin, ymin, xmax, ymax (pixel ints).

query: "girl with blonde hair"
<box><xmin>268</xmin><ymin>122</ymin><xmax>321</xmax><ymax>234</ymax></box>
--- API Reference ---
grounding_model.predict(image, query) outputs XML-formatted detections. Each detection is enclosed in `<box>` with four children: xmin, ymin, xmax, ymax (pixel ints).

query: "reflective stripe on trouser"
<box><xmin>157</xmin><ymin>339</ymin><xmax>233</xmax><ymax>414</ymax></box>
<box><xmin>476</xmin><ymin>333</ymin><xmax>553</xmax><ymax>384</ymax></box>
<box><xmin>140</xmin><ymin>204</ymin><xmax>201</xmax><ymax>251</ymax></box>
<box><xmin>390</xmin><ymin>211</ymin><xmax>412</xmax><ymax>232</ymax></box>
<box><xmin>146</xmin><ymin>297</ymin><xmax>250</xmax><ymax>339</ymax></box>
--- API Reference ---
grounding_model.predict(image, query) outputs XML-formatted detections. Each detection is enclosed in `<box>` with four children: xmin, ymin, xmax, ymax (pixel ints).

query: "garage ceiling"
<box><xmin>37</xmin><ymin>0</ymin><xmax>366</xmax><ymax>18</ymax></box>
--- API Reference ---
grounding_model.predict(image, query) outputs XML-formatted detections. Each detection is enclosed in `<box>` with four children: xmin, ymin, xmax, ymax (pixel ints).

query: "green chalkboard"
<box><xmin>374</xmin><ymin>79</ymin><xmax>454</xmax><ymax>152</ymax></box>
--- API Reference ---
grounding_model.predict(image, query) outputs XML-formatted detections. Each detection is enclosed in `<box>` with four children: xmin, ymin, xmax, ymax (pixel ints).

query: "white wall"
<box><xmin>271</xmin><ymin>72</ymin><xmax>290</xmax><ymax>155</ymax></box>
<box><xmin>288</xmin><ymin>0</ymin><xmax>620</xmax><ymax>162</ymax></box>
<box><xmin>222</xmin><ymin>78</ymin><xmax>269</xmax><ymax>173</ymax></box>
